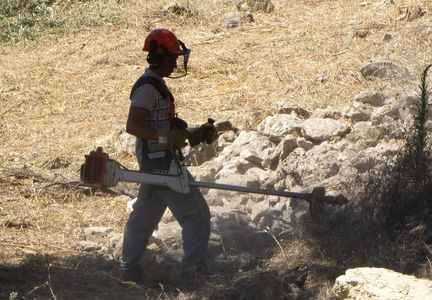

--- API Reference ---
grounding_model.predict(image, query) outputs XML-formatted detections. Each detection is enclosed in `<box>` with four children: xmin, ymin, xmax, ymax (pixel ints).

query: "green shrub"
<box><xmin>0</xmin><ymin>0</ymin><xmax>63</xmax><ymax>42</ymax></box>
<box><xmin>346</xmin><ymin>64</ymin><xmax>432</xmax><ymax>227</ymax></box>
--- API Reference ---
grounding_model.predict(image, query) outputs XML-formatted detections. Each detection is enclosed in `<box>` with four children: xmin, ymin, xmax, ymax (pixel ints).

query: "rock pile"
<box><xmin>106</xmin><ymin>84</ymin><xmax>418</xmax><ymax>271</ymax></box>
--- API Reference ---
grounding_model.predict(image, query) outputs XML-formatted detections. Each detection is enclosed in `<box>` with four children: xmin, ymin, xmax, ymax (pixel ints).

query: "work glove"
<box><xmin>185</xmin><ymin>118</ymin><xmax>217</xmax><ymax>147</ymax></box>
<box><xmin>158</xmin><ymin>129</ymin><xmax>188</xmax><ymax>150</ymax></box>
<box><xmin>172</xmin><ymin>116</ymin><xmax>188</xmax><ymax>130</ymax></box>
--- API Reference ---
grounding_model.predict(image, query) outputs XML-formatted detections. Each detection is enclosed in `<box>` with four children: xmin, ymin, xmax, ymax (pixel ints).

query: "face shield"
<box><xmin>168</xmin><ymin>40</ymin><xmax>191</xmax><ymax>79</ymax></box>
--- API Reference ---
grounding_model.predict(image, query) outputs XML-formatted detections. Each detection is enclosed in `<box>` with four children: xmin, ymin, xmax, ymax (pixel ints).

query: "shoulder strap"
<box><xmin>130</xmin><ymin>76</ymin><xmax>174</xmax><ymax>101</ymax></box>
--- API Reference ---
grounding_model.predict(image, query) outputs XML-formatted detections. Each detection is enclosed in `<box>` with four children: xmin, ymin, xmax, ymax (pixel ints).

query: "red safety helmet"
<box><xmin>143</xmin><ymin>28</ymin><xmax>191</xmax><ymax>78</ymax></box>
<box><xmin>143</xmin><ymin>29</ymin><xmax>186</xmax><ymax>56</ymax></box>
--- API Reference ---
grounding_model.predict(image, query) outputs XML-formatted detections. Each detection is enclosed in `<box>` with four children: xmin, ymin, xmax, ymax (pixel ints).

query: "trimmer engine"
<box><xmin>81</xmin><ymin>147</ymin><xmax>109</xmax><ymax>185</ymax></box>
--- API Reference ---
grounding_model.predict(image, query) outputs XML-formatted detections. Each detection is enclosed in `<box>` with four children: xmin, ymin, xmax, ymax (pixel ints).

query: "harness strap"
<box><xmin>130</xmin><ymin>76</ymin><xmax>174</xmax><ymax>101</ymax></box>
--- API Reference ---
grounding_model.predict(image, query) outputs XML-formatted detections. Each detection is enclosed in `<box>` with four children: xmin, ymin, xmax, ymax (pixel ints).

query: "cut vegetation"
<box><xmin>1</xmin><ymin>0</ymin><xmax>432</xmax><ymax>299</ymax></box>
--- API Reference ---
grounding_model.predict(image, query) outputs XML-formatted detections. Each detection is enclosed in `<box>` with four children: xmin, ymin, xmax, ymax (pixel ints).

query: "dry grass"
<box><xmin>1</xmin><ymin>0</ymin><xmax>432</xmax><ymax>298</ymax></box>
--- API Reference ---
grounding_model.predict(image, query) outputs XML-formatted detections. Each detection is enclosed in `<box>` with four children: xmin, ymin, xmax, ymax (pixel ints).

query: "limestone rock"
<box><xmin>360</xmin><ymin>60</ymin><xmax>410</xmax><ymax>79</ymax></box>
<box><xmin>351</xmin><ymin>151</ymin><xmax>376</xmax><ymax>173</ymax></box>
<box><xmin>235</xmin><ymin>158</ymin><xmax>260</xmax><ymax>174</ymax></box>
<box><xmin>257</xmin><ymin>114</ymin><xmax>303</xmax><ymax>141</ymax></box>
<box><xmin>235</xmin><ymin>0</ymin><xmax>275</xmax><ymax>13</ymax></box>
<box><xmin>240</xmin><ymin>148</ymin><xmax>264</xmax><ymax>165</ymax></box>
<box><xmin>219</xmin><ymin>131</ymin><xmax>237</xmax><ymax>143</ymax></box>
<box><xmin>205</xmin><ymin>189</ymin><xmax>226</xmax><ymax>207</ymax></box>
<box><xmin>163</xmin><ymin>2</ymin><xmax>190</xmax><ymax>15</ymax></box>
<box><xmin>216</xmin><ymin>172</ymin><xmax>261</xmax><ymax>189</ymax></box>
<box><xmin>334</xmin><ymin>267</ymin><xmax>432</xmax><ymax>300</ymax></box>
<box><xmin>221</xmin><ymin>130</ymin><xmax>274</xmax><ymax>160</ymax></box>
<box><xmin>189</xmin><ymin>160</ymin><xmax>220</xmax><ymax>183</ymax></box>
<box><xmin>221</xmin><ymin>12</ymin><xmax>254</xmax><ymax>28</ymax></box>
<box><xmin>278</xmin><ymin>135</ymin><xmax>298</xmax><ymax>161</ymax></box>
<box><xmin>84</xmin><ymin>226</ymin><xmax>113</xmax><ymax>235</ymax></box>
<box><xmin>301</xmin><ymin>118</ymin><xmax>350</xmax><ymax>142</ymax></box>
<box><xmin>114</xmin><ymin>131</ymin><xmax>135</xmax><ymax>155</ymax></box>
<box><xmin>262</xmin><ymin>147</ymin><xmax>282</xmax><ymax>170</ymax></box>
<box><xmin>346</xmin><ymin>121</ymin><xmax>382</xmax><ymax>147</ymax></box>
<box><xmin>247</xmin><ymin>167</ymin><xmax>285</xmax><ymax>190</ymax></box>
<box><xmin>311</xmin><ymin>108</ymin><xmax>342</xmax><ymax>120</ymax></box>
<box><xmin>370</xmin><ymin>104</ymin><xmax>399</xmax><ymax>125</ymax></box>
<box><xmin>342</xmin><ymin>102</ymin><xmax>372</xmax><ymax>122</ymax></box>
<box><xmin>126</xmin><ymin>198</ymin><xmax>137</xmax><ymax>214</ymax></box>
<box><xmin>153</xmin><ymin>222</ymin><xmax>181</xmax><ymax>246</ymax></box>
<box><xmin>79</xmin><ymin>241</ymin><xmax>101</xmax><ymax>252</ymax></box>
<box><xmin>262</xmin><ymin>134</ymin><xmax>297</xmax><ymax>169</ymax></box>
<box><xmin>296</xmin><ymin>137</ymin><xmax>314</xmax><ymax>151</ymax></box>
<box><xmin>354</xmin><ymin>91</ymin><xmax>386</xmax><ymax>107</ymax></box>
<box><xmin>213</xmin><ymin>216</ymin><xmax>274</xmax><ymax>256</ymax></box>
<box><xmin>274</xmin><ymin>102</ymin><xmax>311</xmax><ymax>118</ymax></box>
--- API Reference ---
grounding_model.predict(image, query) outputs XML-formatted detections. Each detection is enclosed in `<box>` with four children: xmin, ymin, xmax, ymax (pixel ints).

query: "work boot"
<box><xmin>120</xmin><ymin>264</ymin><xmax>144</xmax><ymax>283</ymax></box>
<box><xmin>181</xmin><ymin>264</ymin><xmax>209</xmax><ymax>279</ymax></box>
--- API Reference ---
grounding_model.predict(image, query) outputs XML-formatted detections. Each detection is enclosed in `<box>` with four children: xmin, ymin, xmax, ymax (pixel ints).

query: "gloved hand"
<box><xmin>158</xmin><ymin>129</ymin><xmax>188</xmax><ymax>150</ymax></box>
<box><xmin>186</xmin><ymin>118</ymin><xmax>217</xmax><ymax>147</ymax></box>
<box><xmin>172</xmin><ymin>116</ymin><xmax>188</xmax><ymax>130</ymax></box>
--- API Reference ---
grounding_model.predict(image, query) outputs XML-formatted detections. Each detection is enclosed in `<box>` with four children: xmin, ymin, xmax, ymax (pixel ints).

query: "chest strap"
<box><xmin>130</xmin><ymin>76</ymin><xmax>174</xmax><ymax>101</ymax></box>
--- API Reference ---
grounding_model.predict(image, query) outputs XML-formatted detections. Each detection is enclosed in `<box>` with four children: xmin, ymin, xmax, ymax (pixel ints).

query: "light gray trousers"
<box><xmin>120</xmin><ymin>175</ymin><xmax>210</xmax><ymax>272</ymax></box>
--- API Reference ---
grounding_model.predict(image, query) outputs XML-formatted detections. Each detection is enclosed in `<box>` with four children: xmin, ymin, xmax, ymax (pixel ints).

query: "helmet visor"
<box><xmin>169</xmin><ymin>40</ymin><xmax>191</xmax><ymax>78</ymax></box>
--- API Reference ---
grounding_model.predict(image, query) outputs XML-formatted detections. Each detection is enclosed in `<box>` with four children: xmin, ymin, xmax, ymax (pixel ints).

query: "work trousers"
<box><xmin>121</xmin><ymin>176</ymin><xmax>211</xmax><ymax>272</ymax></box>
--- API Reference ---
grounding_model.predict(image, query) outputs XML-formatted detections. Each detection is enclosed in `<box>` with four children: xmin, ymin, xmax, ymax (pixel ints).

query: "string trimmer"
<box><xmin>80</xmin><ymin>147</ymin><xmax>348</xmax><ymax>221</ymax></box>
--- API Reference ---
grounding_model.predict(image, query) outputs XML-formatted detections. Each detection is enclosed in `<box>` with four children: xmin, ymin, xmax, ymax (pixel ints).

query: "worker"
<box><xmin>120</xmin><ymin>28</ymin><xmax>216</xmax><ymax>282</ymax></box>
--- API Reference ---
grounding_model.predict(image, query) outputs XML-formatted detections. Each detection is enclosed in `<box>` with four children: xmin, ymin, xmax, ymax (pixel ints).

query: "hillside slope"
<box><xmin>1</xmin><ymin>0</ymin><xmax>432</xmax><ymax>299</ymax></box>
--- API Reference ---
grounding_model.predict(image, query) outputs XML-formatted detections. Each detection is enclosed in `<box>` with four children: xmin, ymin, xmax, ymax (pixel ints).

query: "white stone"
<box><xmin>360</xmin><ymin>60</ymin><xmax>410</xmax><ymax>79</ymax></box>
<box><xmin>83</xmin><ymin>226</ymin><xmax>113</xmax><ymax>235</ymax></box>
<box><xmin>334</xmin><ymin>267</ymin><xmax>432</xmax><ymax>300</ymax></box>
<box><xmin>126</xmin><ymin>198</ymin><xmax>137</xmax><ymax>214</ymax></box>
<box><xmin>312</xmin><ymin>107</ymin><xmax>342</xmax><ymax>120</ymax></box>
<box><xmin>346</xmin><ymin>121</ymin><xmax>382</xmax><ymax>147</ymax></box>
<box><xmin>301</xmin><ymin>118</ymin><xmax>350</xmax><ymax>142</ymax></box>
<box><xmin>221</xmin><ymin>12</ymin><xmax>254</xmax><ymax>28</ymax></box>
<box><xmin>371</xmin><ymin>104</ymin><xmax>400</xmax><ymax>125</ymax></box>
<box><xmin>216</xmin><ymin>173</ymin><xmax>261</xmax><ymax>189</ymax></box>
<box><xmin>343</xmin><ymin>102</ymin><xmax>372</xmax><ymax>122</ymax></box>
<box><xmin>79</xmin><ymin>241</ymin><xmax>101</xmax><ymax>251</ymax></box>
<box><xmin>257</xmin><ymin>114</ymin><xmax>303</xmax><ymax>140</ymax></box>
<box><xmin>274</xmin><ymin>102</ymin><xmax>311</xmax><ymax>118</ymax></box>
<box><xmin>278</xmin><ymin>135</ymin><xmax>298</xmax><ymax>161</ymax></box>
<box><xmin>239</xmin><ymin>148</ymin><xmax>264</xmax><ymax>165</ymax></box>
<box><xmin>235</xmin><ymin>158</ymin><xmax>260</xmax><ymax>174</ymax></box>
<box><xmin>354</xmin><ymin>90</ymin><xmax>386</xmax><ymax>107</ymax></box>
<box><xmin>296</xmin><ymin>137</ymin><xmax>314</xmax><ymax>151</ymax></box>
<box><xmin>235</xmin><ymin>0</ymin><xmax>275</xmax><ymax>12</ymax></box>
<box><xmin>114</xmin><ymin>132</ymin><xmax>135</xmax><ymax>155</ymax></box>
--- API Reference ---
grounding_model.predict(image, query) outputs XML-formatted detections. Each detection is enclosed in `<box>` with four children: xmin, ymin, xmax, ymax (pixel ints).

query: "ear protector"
<box><xmin>147</xmin><ymin>40</ymin><xmax>164</xmax><ymax>69</ymax></box>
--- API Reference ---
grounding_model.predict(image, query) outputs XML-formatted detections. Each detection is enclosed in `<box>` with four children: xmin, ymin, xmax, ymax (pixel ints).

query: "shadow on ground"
<box><xmin>0</xmin><ymin>246</ymin><xmax>342</xmax><ymax>300</ymax></box>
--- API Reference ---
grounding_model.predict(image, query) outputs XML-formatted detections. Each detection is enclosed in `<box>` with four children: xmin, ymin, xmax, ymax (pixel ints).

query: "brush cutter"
<box><xmin>80</xmin><ymin>147</ymin><xmax>348</xmax><ymax>221</ymax></box>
